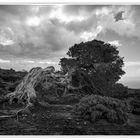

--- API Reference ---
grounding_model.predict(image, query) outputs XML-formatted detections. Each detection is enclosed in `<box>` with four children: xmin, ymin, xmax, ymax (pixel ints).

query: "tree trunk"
<box><xmin>4</xmin><ymin>66</ymin><xmax>87</xmax><ymax>108</ymax></box>
<box><xmin>5</xmin><ymin>66</ymin><xmax>56</xmax><ymax>106</ymax></box>
<box><xmin>5</xmin><ymin>67</ymin><xmax>43</xmax><ymax>106</ymax></box>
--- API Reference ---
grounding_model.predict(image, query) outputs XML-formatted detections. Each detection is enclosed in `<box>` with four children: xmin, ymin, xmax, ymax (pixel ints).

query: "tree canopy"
<box><xmin>59</xmin><ymin>39</ymin><xmax>125</xmax><ymax>95</ymax></box>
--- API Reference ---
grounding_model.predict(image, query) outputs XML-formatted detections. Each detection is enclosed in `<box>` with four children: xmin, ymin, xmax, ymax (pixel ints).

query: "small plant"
<box><xmin>73</xmin><ymin>95</ymin><xmax>131</xmax><ymax>124</ymax></box>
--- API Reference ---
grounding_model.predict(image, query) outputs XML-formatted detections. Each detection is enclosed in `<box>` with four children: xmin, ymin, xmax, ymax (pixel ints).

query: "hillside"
<box><xmin>0</xmin><ymin>67</ymin><xmax>139</xmax><ymax>135</ymax></box>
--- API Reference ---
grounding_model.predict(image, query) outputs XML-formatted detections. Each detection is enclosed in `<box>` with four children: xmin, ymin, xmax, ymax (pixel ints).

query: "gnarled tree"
<box><xmin>59</xmin><ymin>39</ymin><xmax>125</xmax><ymax>95</ymax></box>
<box><xmin>5</xmin><ymin>66</ymin><xmax>56</xmax><ymax>107</ymax></box>
<box><xmin>4</xmin><ymin>65</ymin><xmax>77</xmax><ymax>110</ymax></box>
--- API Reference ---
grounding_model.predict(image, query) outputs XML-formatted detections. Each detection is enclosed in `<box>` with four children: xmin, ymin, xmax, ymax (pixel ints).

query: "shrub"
<box><xmin>126</xmin><ymin>97</ymin><xmax>140</xmax><ymax>115</ymax></box>
<box><xmin>108</xmin><ymin>83</ymin><xmax>129</xmax><ymax>99</ymax></box>
<box><xmin>73</xmin><ymin>95</ymin><xmax>131</xmax><ymax>124</ymax></box>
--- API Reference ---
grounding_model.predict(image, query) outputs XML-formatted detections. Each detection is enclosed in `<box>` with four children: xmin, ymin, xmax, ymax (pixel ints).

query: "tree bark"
<box><xmin>5</xmin><ymin>67</ymin><xmax>43</xmax><ymax>106</ymax></box>
<box><xmin>5</xmin><ymin>66</ymin><xmax>56</xmax><ymax>105</ymax></box>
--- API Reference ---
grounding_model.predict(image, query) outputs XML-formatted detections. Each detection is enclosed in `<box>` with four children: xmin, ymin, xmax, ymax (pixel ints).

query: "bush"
<box><xmin>73</xmin><ymin>95</ymin><xmax>131</xmax><ymax>124</ymax></box>
<box><xmin>108</xmin><ymin>83</ymin><xmax>129</xmax><ymax>99</ymax></box>
<box><xmin>126</xmin><ymin>97</ymin><xmax>140</xmax><ymax>115</ymax></box>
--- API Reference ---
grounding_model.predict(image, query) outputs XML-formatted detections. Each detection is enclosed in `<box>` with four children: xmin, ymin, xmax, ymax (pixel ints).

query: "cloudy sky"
<box><xmin>0</xmin><ymin>5</ymin><xmax>139</xmax><ymax>88</ymax></box>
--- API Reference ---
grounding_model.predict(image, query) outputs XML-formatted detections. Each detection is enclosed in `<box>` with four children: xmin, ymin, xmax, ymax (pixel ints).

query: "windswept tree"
<box><xmin>59</xmin><ymin>39</ymin><xmax>125</xmax><ymax>95</ymax></box>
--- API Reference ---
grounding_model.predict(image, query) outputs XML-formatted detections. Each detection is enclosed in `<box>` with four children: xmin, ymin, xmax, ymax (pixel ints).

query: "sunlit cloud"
<box><xmin>0</xmin><ymin>59</ymin><xmax>10</xmax><ymax>63</ymax></box>
<box><xmin>95</xmin><ymin>7</ymin><xmax>111</xmax><ymax>16</ymax></box>
<box><xmin>38</xmin><ymin>61</ymin><xmax>57</xmax><ymax>64</ymax></box>
<box><xmin>0</xmin><ymin>27</ymin><xmax>15</xmax><ymax>46</ymax></box>
<box><xmin>49</xmin><ymin>5</ymin><xmax>85</xmax><ymax>23</ymax></box>
<box><xmin>25</xmin><ymin>16</ymin><xmax>41</xmax><ymax>27</ymax></box>
<box><xmin>0</xmin><ymin>39</ymin><xmax>14</xmax><ymax>46</ymax></box>
<box><xmin>108</xmin><ymin>40</ymin><xmax>122</xmax><ymax>47</ymax></box>
<box><xmin>125</xmin><ymin>61</ymin><xmax>140</xmax><ymax>66</ymax></box>
<box><xmin>80</xmin><ymin>25</ymin><xmax>103</xmax><ymax>41</ymax></box>
<box><xmin>23</xmin><ymin>60</ymin><xmax>35</xmax><ymax>63</ymax></box>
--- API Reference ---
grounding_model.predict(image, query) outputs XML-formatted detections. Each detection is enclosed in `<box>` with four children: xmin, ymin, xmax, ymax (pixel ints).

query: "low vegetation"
<box><xmin>73</xmin><ymin>94</ymin><xmax>131</xmax><ymax>124</ymax></box>
<box><xmin>0</xmin><ymin>39</ymin><xmax>139</xmax><ymax>135</ymax></box>
<box><xmin>0</xmin><ymin>68</ymin><xmax>27</xmax><ymax>97</ymax></box>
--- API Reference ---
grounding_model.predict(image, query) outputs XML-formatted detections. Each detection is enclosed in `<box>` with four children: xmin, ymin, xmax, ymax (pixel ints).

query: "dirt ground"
<box><xmin>0</xmin><ymin>96</ymin><xmax>140</xmax><ymax>135</ymax></box>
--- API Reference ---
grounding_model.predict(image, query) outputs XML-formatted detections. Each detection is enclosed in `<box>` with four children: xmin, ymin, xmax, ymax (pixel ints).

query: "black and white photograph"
<box><xmin>0</xmin><ymin>2</ymin><xmax>140</xmax><ymax>135</ymax></box>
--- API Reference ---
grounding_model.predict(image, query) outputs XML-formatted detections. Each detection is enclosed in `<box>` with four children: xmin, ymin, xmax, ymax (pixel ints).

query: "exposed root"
<box><xmin>16</xmin><ymin>103</ymin><xmax>32</xmax><ymax>116</ymax></box>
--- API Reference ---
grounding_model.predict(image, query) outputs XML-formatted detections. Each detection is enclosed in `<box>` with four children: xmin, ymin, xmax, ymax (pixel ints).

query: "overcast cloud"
<box><xmin>0</xmin><ymin>5</ymin><xmax>140</xmax><ymax>88</ymax></box>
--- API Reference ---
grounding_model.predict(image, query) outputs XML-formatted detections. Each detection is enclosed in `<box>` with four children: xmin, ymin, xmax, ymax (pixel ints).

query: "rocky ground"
<box><xmin>0</xmin><ymin>68</ymin><xmax>140</xmax><ymax>135</ymax></box>
<box><xmin>0</xmin><ymin>95</ymin><xmax>140</xmax><ymax>135</ymax></box>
